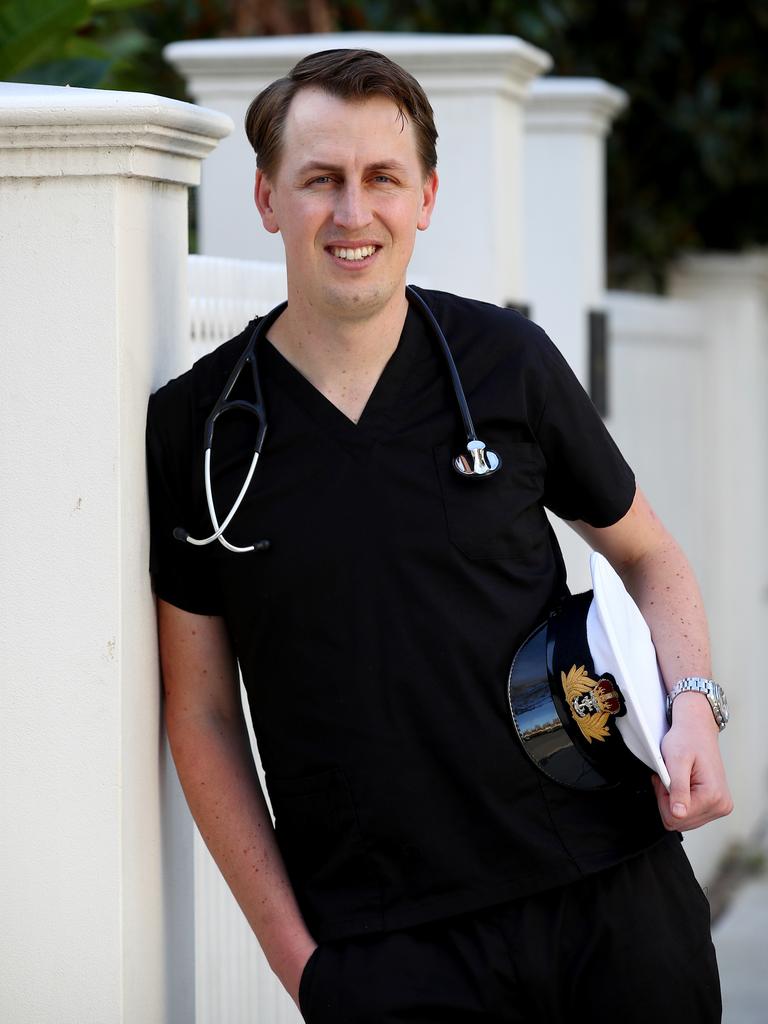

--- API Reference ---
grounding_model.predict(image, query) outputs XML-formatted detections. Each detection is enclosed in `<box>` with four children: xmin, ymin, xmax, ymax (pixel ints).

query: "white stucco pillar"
<box><xmin>669</xmin><ymin>253</ymin><xmax>768</xmax><ymax>853</ymax></box>
<box><xmin>523</xmin><ymin>78</ymin><xmax>627</xmax><ymax>381</ymax></box>
<box><xmin>522</xmin><ymin>80</ymin><xmax>627</xmax><ymax>595</ymax></box>
<box><xmin>0</xmin><ymin>83</ymin><xmax>231</xmax><ymax>1024</ymax></box>
<box><xmin>165</xmin><ymin>32</ymin><xmax>551</xmax><ymax>305</ymax></box>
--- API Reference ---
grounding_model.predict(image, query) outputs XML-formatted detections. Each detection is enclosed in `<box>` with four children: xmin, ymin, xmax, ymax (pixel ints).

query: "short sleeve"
<box><xmin>145</xmin><ymin>390</ymin><xmax>224</xmax><ymax>615</ymax></box>
<box><xmin>533</xmin><ymin>332</ymin><xmax>636</xmax><ymax>527</ymax></box>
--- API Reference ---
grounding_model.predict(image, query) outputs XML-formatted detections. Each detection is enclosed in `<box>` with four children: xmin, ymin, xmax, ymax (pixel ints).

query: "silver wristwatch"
<box><xmin>665</xmin><ymin>677</ymin><xmax>729</xmax><ymax>731</ymax></box>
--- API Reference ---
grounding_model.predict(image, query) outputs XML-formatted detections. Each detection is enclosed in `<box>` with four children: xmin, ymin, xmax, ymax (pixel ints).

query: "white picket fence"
<box><xmin>187</xmin><ymin>255</ymin><xmax>300</xmax><ymax>1024</ymax></box>
<box><xmin>189</xmin><ymin>255</ymin><xmax>287</xmax><ymax>355</ymax></box>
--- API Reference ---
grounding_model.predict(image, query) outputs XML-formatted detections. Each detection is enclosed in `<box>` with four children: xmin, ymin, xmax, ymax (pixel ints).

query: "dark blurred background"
<box><xmin>3</xmin><ymin>0</ymin><xmax>766</xmax><ymax>291</ymax></box>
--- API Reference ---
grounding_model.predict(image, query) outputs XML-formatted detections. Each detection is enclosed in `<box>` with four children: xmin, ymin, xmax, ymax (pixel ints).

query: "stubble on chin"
<box><xmin>321</xmin><ymin>279</ymin><xmax>401</xmax><ymax>324</ymax></box>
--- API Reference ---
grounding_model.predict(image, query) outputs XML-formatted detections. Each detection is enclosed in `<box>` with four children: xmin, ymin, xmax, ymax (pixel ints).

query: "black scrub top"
<box><xmin>147</xmin><ymin>288</ymin><xmax>667</xmax><ymax>942</ymax></box>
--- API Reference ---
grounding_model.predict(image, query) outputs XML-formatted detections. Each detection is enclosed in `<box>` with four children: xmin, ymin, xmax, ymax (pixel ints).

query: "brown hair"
<box><xmin>245</xmin><ymin>48</ymin><xmax>438</xmax><ymax>179</ymax></box>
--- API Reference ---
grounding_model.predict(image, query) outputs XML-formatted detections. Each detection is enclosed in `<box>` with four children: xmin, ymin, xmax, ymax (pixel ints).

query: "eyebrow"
<box><xmin>296</xmin><ymin>160</ymin><xmax>410</xmax><ymax>176</ymax></box>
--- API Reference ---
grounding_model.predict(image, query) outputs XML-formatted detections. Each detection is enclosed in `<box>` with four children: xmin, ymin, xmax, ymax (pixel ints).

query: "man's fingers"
<box><xmin>666</xmin><ymin>752</ymin><xmax>693</xmax><ymax>821</ymax></box>
<box><xmin>651</xmin><ymin>773</ymin><xmax>683</xmax><ymax>830</ymax></box>
<box><xmin>653</xmin><ymin>745</ymin><xmax>695</xmax><ymax>829</ymax></box>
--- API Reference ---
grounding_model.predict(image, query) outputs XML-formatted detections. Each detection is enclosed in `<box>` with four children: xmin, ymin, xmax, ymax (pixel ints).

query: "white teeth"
<box><xmin>331</xmin><ymin>245</ymin><xmax>376</xmax><ymax>260</ymax></box>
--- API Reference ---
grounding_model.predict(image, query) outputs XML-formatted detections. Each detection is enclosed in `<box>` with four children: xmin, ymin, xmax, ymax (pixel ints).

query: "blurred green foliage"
<box><xmin>4</xmin><ymin>0</ymin><xmax>766</xmax><ymax>290</ymax></box>
<box><xmin>0</xmin><ymin>0</ymin><xmax>154</xmax><ymax>88</ymax></box>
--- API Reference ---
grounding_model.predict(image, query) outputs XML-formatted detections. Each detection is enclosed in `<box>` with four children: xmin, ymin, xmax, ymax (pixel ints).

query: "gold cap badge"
<box><xmin>561</xmin><ymin>665</ymin><xmax>623</xmax><ymax>744</ymax></box>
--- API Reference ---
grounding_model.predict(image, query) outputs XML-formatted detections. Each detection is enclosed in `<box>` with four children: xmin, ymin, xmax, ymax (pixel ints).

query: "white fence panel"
<box><xmin>547</xmin><ymin>292</ymin><xmax>711</xmax><ymax>680</ymax></box>
<box><xmin>189</xmin><ymin>254</ymin><xmax>287</xmax><ymax>357</ymax></box>
<box><xmin>187</xmin><ymin>254</ymin><xmax>300</xmax><ymax>1024</ymax></box>
<box><xmin>606</xmin><ymin>291</ymin><xmax>709</xmax><ymax>585</ymax></box>
<box><xmin>193</xmin><ymin>695</ymin><xmax>301</xmax><ymax>1024</ymax></box>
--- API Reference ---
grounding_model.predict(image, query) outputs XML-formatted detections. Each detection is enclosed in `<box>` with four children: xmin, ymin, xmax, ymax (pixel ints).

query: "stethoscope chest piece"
<box><xmin>453</xmin><ymin>439</ymin><xmax>501</xmax><ymax>478</ymax></box>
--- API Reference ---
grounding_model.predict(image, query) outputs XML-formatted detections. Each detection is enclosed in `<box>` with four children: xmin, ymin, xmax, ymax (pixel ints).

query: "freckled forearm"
<box><xmin>616</xmin><ymin>539</ymin><xmax>713</xmax><ymax>692</ymax></box>
<box><xmin>164</xmin><ymin>709</ymin><xmax>316</xmax><ymax>981</ymax></box>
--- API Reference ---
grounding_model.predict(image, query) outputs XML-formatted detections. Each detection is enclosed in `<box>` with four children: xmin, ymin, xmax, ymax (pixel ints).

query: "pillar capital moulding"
<box><xmin>0</xmin><ymin>81</ymin><xmax>232</xmax><ymax>182</ymax></box>
<box><xmin>526</xmin><ymin>77</ymin><xmax>627</xmax><ymax>136</ymax></box>
<box><xmin>165</xmin><ymin>32</ymin><xmax>550</xmax><ymax>102</ymax></box>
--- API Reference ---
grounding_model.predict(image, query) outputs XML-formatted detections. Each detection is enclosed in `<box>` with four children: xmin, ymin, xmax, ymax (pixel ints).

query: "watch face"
<box><xmin>716</xmin><ymin>687</ymin><xmax>729</xmax><ymax>722</ymax></box>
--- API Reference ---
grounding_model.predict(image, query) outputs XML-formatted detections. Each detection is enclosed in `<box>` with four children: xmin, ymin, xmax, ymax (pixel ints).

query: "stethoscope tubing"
<box><xmin>175</xmin><ymin>286</ymin><xmax>500</xmax><ymax>552</ymax></box>
<box><xmin>404</xmin><ymin>287</ymin><xmax>479</xmax><ymax>443</ymax></box>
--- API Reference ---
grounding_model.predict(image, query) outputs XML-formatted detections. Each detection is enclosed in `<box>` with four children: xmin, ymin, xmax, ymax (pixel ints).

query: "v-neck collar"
<box><xmin>260</xmin><ymin>304</ymin><xmax>423</xmax><ymax>447</ymax></box>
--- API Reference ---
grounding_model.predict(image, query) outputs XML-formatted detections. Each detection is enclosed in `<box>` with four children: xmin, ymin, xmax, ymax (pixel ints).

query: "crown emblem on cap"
<box><xmin>561</xmin><ymin>665</ymin><xmax>622</xmax><ymax>744</ymax></box>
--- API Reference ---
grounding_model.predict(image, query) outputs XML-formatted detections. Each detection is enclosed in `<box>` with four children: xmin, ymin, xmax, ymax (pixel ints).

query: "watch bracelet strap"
<box><xmin>666</xmin><ymin>677</ymin><xmax>724</xmax><ymax>728</ymax></box>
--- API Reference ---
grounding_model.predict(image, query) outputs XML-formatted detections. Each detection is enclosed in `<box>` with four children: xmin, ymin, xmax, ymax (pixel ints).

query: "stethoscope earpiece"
<box><xmin>453</xmin><ymin>439</ymin><xmax>501</xmax><ymax>478</ymax></box>
<box><xmin>174</xmin><ymin>288</ymin><xmax>502</xmax><ymax>553</ymax></box>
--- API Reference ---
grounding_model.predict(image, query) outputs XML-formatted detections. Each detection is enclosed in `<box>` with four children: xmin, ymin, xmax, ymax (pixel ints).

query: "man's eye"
<box><xmin>307</xmin><ymin>176</ymin><xmax>332</xmax><ymax>185</ymax></box>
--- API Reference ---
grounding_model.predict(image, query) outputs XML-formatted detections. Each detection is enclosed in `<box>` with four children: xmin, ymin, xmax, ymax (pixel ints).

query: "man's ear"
<box><xmin>417</xmin><ymin>170</ymin><xmax>438</xmax><ymax>232</ymax></box>
<box><xmin>255</xmin><ymin>169</ymin><xmax>280</xmax><ymax>234</ymax></box>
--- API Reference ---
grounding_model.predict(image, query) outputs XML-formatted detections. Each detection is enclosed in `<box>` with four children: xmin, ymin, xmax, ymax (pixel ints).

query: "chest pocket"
<box><xmin>434</xmin><ymin>441</ymin><xmax>545</xmax><ymax>561</ymax></box>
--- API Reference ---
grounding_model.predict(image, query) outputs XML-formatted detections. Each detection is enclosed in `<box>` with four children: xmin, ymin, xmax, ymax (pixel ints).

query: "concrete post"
<box><xmin>0</xmin><ymin>83</ymin><xmax>231</xmax><ymax>1024</ymax></box>
<box><xmin>522</xmin><ymin>79</ymin><xmax>628</xmax><ymax>594</ymax></box>
<box><xmin>523</xmin><ymin>78</ymin><xmax>627</xmax><ymax>381</ymax></box>
<box><xmin>669</xmin><ymin>253</ymin><xmax>768</xmax><ymax>861</ymax></box>
<box><xmin>164</xmin><ymin>32</ymin><xmax>551</xmax><ymax>306</ymax></box>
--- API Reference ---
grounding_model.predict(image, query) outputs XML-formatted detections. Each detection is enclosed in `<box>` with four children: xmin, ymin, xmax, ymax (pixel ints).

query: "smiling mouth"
<box><xmin>327</xmin><ymin>244</ymin><xmax>379</xmax><ymax>262</ymax></box>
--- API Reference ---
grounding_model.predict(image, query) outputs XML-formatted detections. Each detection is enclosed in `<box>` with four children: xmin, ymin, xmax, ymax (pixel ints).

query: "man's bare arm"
<box><xmin>570</xmin><ymin>487</ymin><xmax>732</xmax><ymax>831</ymax></box>
<box><xmin>157</xmin><ymin>598</ymin><xmax>317</xmax><ymax>1006</ymax></box>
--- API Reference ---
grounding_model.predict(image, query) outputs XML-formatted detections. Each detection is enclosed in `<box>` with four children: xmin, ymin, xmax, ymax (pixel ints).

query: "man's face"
<box><xmin>255</xmin><ymin>87</ymin><xmax>438</xmax><ymax>322</ymax></box>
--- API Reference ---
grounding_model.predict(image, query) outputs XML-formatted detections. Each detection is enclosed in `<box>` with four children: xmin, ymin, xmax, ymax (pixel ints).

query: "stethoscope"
<box><xmin>174</xmin><ymin>285</ymin><xmax>501</xmax><ymax>554</ymax></box>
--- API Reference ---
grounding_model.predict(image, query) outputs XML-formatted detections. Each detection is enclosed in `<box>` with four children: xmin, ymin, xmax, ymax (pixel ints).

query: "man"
<box><xmin>147</xmin><ymin>48</ymin><xmax>732</xmax><ymax>1022</ymax></box>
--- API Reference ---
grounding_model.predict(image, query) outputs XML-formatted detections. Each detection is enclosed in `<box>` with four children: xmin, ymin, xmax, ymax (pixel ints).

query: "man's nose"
<box><xmin>333</xmin><ymin>183</ymin><xmax>372</xmax><ymax>230</ymax></box>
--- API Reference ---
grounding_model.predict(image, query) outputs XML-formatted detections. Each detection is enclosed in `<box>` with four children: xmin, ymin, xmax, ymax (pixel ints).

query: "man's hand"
<box><xmin>651</xmin><ymin>691</ymin><xmax>733</xmax><ymax>831</ymax></box>
<box><xmin>280</xmin><ymin>942</ymin><xmax>319</xmax><ymax>1009</ymax></box>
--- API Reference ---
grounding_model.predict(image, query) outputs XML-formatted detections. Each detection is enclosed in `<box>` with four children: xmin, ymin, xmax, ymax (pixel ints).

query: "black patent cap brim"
<box><xmin>507</xmin><ymin>619</ymin><xmax>619</xmax><ymax>790</ymax></box>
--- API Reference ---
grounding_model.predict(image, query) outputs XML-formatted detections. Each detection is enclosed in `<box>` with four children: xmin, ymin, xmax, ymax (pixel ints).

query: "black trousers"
<box><xmin>298</xmin><ymin>836</ymin><xmax>721</xmax><ymax>1023</ymax></box>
